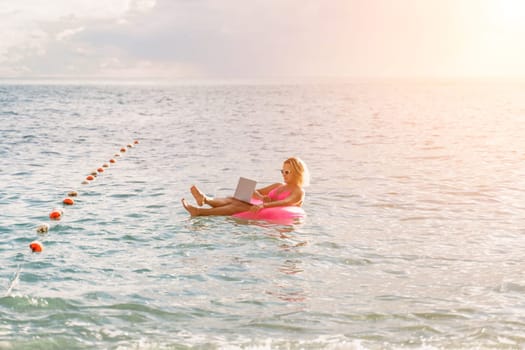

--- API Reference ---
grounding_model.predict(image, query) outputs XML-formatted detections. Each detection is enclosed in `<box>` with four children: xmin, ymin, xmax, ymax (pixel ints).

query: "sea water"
<box><xmin>1</xmin><ymin>79</ymin><xmax>525</xmax><ymax>349</ymax></box>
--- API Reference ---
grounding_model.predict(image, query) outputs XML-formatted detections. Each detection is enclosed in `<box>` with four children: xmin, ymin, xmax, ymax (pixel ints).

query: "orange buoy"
<box><xmin>86</xmin><ymin>175</ymin><xmax>95</xmax><ymax>181</ymax></box>
<box><xmin>109</xmin><ymin>159</ymin><xmax>116</xmax><ymax>164</ymax></box>
<box><xmin>63</xmin><ymin>197</ymin><xmax>74</xmax><ymax>205</ymax></box>
<box><xmin>120</xmin><ymin>148</ymin><xmax>126</xmax><ymax>153</ymax></box>
<box><xmin>49</xmin><ymin>209</ymin><xmax>63</xmax><ymax>220</ymax></box>
<box><xmin>97</xmin><ymin>167</ymin><xmax>104</xmax><ymax>173</ymax></box>
<box><xmin>29</xmin><ymin>241</ymin><xmax>43</xmax><ymax>253</ymax></box>
<box><xmin>134</xmin><ymin>140</ymin><xmax>139</xmax><ymax>144</ymax></box>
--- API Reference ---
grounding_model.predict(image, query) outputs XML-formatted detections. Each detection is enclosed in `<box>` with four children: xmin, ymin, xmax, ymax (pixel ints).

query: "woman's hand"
<box><xmin>253</xmin><ymin>191</ymin><xmax>271</xmax><ymax>203</ymax></box>
<box><xmin>249</xmin><ymin>204</ymin><xmax>264</xmax><ymax>213</ymax></box>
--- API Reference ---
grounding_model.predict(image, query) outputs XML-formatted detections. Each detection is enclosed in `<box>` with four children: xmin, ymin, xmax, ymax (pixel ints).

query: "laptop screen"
<box><xmin>233</xmin><ymin>177</ymin><xmax>257</xmax><ymax>203</ymax></box>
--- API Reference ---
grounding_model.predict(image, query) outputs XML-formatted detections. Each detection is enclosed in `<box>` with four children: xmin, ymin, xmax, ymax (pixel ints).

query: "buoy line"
<box><xmin>30</xmin><ymin>140</ymin><xmax>139</xmax><ymax>252</ymax></box>
<box><xmin>4</xmin><ymin>140</ymin><xmax>140</xmax><ymax>296</ymax></box>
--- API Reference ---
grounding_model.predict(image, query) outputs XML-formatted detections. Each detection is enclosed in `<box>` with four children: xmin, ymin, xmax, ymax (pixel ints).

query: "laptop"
<box><xmin>233</xmin><ymin>177</ymin><xmax>257</xmax><ymax>203</ymax></box>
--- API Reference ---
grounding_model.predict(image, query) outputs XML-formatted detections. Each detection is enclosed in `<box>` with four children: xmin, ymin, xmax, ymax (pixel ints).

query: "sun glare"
<box><xmin>488</xmin><ymin>0</ymin><xmax>525</xmax><ymax>29</ymax></box>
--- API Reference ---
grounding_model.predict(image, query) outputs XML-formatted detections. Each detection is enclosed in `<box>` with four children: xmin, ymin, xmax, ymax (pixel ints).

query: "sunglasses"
<box><xmin>280</xmin><ymin>169</ymin><xmax>291</xmax><ymax>175</ymax></box>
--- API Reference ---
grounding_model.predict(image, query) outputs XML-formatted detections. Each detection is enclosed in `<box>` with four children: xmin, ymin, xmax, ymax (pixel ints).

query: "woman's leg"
<box><xmin>182</xmin><ymin>198</ymin><xmax>251</xmax><ymax>216</ymax></box>
<box><xmin>190</xmin><ymin>185</ymin><xmax>207</xmax><ymax>206</ymax></box>
<box><xmin>190</xmin><ymin>185</ymin><xmax>233</xmax><ymax>207</ymax></box>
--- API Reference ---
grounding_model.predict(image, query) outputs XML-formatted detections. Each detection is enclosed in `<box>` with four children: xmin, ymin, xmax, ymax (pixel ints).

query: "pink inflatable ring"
<box><xmin>233</xmin><ymin>206</ymin><xmax>305</xmax><ymax>223</ymax></box>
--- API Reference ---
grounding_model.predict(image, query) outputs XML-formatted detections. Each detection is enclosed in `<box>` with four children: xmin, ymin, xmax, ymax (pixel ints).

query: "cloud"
<box><xmin>0</xmin><ymin>0</ymin><xmax>160</xmax><ymax>78</ymax></box>
<box><xmin>56</xmin><ymin>27</ymin><xmax>85</xmax><ymax>41</ymax></box>
<box><xmin>97</xmin><ymin>58</ymin><xmax>199</xmax><ymax>78</ymax></box>
<box><xmin>3</xmin><ymin>0</ymin><xmax>525</xmax><ymax>79</ymax></box>
<box><xmin>1</xmin><ymin>0</ymin><xmax>360</xmax><ymax>79</ymax></box>
<box><xmin>74</xmin><ymin>0</ymin><xmax>356</xmax><ymax>78</ymax></box>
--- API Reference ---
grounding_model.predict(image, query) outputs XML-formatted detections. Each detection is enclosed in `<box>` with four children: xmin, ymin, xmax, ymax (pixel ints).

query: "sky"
<box><xmin>1</xmin><ymin>0</ymin><xmax>525</xmax><ymax>79</ymax></box>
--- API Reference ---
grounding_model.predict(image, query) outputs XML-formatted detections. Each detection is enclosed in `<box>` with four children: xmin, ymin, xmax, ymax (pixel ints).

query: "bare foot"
<box><xmin>190</xmin><ymin>185</ymin><xmax>207</xmax><ymax>206</ymax></box>
<box><xmin>181</xmin><ymin>198</ymin><xmax>200</xmax><ymax>216</ymax></box>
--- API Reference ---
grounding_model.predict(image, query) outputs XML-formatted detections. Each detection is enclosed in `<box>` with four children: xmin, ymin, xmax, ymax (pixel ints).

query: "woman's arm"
<box><xmin>252</xmin><ymin>183</ymin><xmax>281</xmax><ymax>200</ymax></box>
<box><xmin>263</xmin><ymin>187</ymin><xmax>304</xmax><ymax>208</ymax></box>
<box><xmin>251</xmin><ymin>187</ymin><xmax>304</xmax><ymax>212</ymax></box>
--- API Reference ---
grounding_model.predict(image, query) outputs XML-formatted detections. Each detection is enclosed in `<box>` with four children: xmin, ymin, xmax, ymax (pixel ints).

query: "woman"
<box><xmin>181</xmin><ymin>157</ymin><xmax>309</xmax><ymax>217</ymax></box>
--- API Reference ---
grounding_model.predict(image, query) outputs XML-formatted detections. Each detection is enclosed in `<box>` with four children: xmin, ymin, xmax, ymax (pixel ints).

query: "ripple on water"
<box><xmin>0</xmin><ymin>295</ymin><xmax>78</xmax><ymax>312</ymax></box>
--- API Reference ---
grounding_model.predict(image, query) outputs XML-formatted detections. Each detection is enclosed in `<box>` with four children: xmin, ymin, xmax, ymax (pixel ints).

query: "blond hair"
<box><xmin>284</xmin><ymin>157</ymin><xmax>310</xmax><ymax>187</ymax></box>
